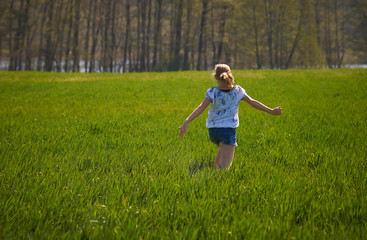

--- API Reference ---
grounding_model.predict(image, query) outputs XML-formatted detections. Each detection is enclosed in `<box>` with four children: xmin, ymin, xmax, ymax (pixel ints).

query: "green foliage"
<box><xmin>0</xmin><ymin>70</ymin><xmax>366</xmax><ymax>239</ymax></box>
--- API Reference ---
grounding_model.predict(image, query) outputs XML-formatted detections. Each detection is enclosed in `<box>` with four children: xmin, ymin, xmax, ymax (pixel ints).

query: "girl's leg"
<box><xmin>215</xmin><ymin>147</ymin><xmax>222</xmax><ymax>168</ymax></box>
<box><xmin>217</xmin><ymin>143</ymin><xmax>235</xmax><ymax>169</ymax></box>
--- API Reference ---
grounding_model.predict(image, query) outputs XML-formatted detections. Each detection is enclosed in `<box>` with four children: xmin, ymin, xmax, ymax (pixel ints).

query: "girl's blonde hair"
<box><xmin>213</xmin><ymin>64</ymin><xmax>234</xmax><ymax>88</ymax></box>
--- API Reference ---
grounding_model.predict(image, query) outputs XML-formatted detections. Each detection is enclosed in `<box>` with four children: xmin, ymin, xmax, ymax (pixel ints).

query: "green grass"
<box><xmin>0</xmin><ymin>69</ymin><xmax>366</xmax><ymax>239</ymax></box>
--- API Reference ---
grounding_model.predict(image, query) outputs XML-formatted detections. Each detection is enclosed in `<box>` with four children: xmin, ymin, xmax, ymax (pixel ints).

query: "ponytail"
<box><xmin>213</xmin><ymin>64</ymin><xmax>234</xmax><ymax>87</ymax></box>
<box><xmin>219</xmin><ymin>72</ymin><xmax>233</xmax><ymax>87</ymax></box>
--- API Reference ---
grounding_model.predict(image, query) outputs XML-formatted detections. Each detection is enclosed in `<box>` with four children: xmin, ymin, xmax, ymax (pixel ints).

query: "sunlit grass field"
<box><xmin>0</xmin><ymin>69</ymin><xmax>366</xmax><ymax>239</ymax></box>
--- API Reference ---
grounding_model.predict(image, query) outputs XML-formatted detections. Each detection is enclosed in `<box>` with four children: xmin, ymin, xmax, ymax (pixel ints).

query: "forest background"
<box><xmin>1</xmin><ymin>0</ymin><xmax>366</xmax><ymax>72</ymax></box>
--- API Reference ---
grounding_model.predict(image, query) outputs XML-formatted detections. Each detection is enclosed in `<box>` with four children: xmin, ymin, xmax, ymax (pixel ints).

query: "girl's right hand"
<box><xmin>178</xmin><ymin>122</ymin><xmax>188</xmax><ymax>137</ymax></box>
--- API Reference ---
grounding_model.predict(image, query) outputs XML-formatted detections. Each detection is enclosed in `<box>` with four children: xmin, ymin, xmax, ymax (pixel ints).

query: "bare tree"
<box><xmin>152</xmin><ymin>0</ymin><xmax>163</xmax><ymax>70</ymax></box>
<box><xmin>89</xmin><ymin>0</ymin><xmax>100</xmax><ymax>72</ymax></box>
<box><xmin>84</xmin><ymin>0</ymin><xmax>93</xmax><ymax>72</ymax></box>
<box><xmin>110</xmin><ymin>0</ymin><xmax>117</xmax><ymax>72</ymax></box>
<box><xmin>334</xmin><ymin>0</ymin><xmax>345</xmax><ymax>68</ymax></box>
<box><xmin>139</xmin><ymin>0</ymin><xmax>147</xmax><ymax>72</ymax></box>
<box><xmin>44</xmin><ymin>0</ymin><xmax>55</xmax><ymax>71</ymax></box>
<box><xmin>182</xmin><ymin>0</ymin><xmax>193</xmax><ymax>70</ymax></box>
<box><xmin>169</xmin><ymin>0</ymin><xmax>183</xmax><ymax>71</ymax></box>
<box><xmin>251</xmin><ymin>1</ymin><xmax>262</xmax><ymax>69</ymax></box>
<box><xmin>197</xmin><ymin>0</ymin><xmax>209</xmax><ymax>70</ymax></box>
<box><xmin>146</xmin><ymin>0</ymin><xmax>152</xmax><ymax>72</ymax></box>
<box><xmin>123</xmin><ymin>0</ymin><xmax>131</xmax><ymax>73</ymax></box>
<box><xmin>285</xmin><ymin>0</ymin><xmax>305</xmax><ymax>69</ymax></box>
<box><xmin>64</xmin><ymin>0</ymin><xmax>74</xmax><ymax>72</ymax></box>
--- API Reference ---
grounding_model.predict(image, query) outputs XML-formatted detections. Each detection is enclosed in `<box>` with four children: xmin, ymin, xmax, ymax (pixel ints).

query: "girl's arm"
<box><xmin>179</xmin><ymin>98</ymin><xmax>211</xmax><ymax>137</ymax></box>
<box><xmin>243</xmin><ymin>95</ymin><xmax>282</xmax><ymax>115</ymax></box>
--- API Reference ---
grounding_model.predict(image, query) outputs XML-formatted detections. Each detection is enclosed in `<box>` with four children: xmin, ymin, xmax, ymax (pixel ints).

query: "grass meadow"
<box><xmin>0</xmin><ymin>69</ymin><xmax>366</xmax><ymax>239</ymax></box>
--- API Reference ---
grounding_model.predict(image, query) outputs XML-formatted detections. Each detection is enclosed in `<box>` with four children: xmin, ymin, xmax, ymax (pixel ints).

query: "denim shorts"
<box><xmin>208</xmin><ymin>128</ymin><xmax>237</xmax><ymax>146</ymax></box>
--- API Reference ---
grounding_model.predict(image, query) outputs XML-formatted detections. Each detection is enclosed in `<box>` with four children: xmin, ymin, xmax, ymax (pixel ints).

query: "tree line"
<box><xmin>1</xmin><ymin>0</ymin><xmax>366</xmax><ymax>72</ymax></box>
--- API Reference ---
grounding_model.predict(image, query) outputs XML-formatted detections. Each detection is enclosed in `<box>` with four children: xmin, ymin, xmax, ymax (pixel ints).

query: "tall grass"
<box><xmin>0</xmin><ymin>69</ymin><xmax>366</xmax><ymax>239</ymax></box>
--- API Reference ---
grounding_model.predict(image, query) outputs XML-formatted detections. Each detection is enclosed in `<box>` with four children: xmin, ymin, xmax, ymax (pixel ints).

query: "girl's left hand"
<box><xmin>272</xmin><ymin>106</ymin><xmax>282</xmax><ymax>115</ymax></box>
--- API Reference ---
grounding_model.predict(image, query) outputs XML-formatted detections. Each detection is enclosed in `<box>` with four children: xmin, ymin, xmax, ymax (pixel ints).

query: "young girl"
<box><xmin>179</xmin><ymin>64</ymin><xmax>282</xmax><ymax>170</ymax></box>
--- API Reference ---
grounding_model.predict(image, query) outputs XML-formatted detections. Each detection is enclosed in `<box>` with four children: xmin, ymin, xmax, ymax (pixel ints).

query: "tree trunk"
<box><xmin>172</xmin><ymin>0</ymin><xmax>183</xmax><ymax>70</ymax></box>
<box><xmin>183</xmin><ymin>0</ymin><xmax>193</xmax><ymax>70</ymax></box>
<box><xmin>279</xmin><ymin>9</ymin><xmax>285</xmax><ymax>69</ymax></box>
<box><xmin>285</xmin><ymin>0</ymin><xmax>305</xmax><ymax>69</ymax></box>
<box><xmin>168</xmin><ymin>0</ymin><xmax>176</xmax><ymax>71</ymax></box>
<box><xmin>334</xmin><ymin>0</ymin><xmax>344</xmax><ymax>68</ymax></box>
<box><xmin>22</xmin><ymin>0</ymin><xmax>31</xmax><ymax>70</ymax></box>
<box><xmin>274</xmin><ymin>3</ymin><xmax>283</xmax><ymax>69</ymax></box>
<box><xmin>72</xmin><ymin>0</ymin><xmax>80</xmax><ymax>72</ymax></box>
<box><xmin>53</xmin><ymin>0</ymin><xmax>66</xmax><ymax>72</ymax></box>
<box><xmin>210</xmin><ymin>0</ymin><xmax>216</xmax><ymax>64</ymax></box>
<box><xmin>102</xmin><ymin>0</ymin><xmax>112</xmax><ymax>72</ymax></box>
<box><xmin>123</xmin><ymin>0</ymin><xmax>131</xmax><ymax>73</ymax></box>
<box><xmin>314</xmin><ymin>0</ymin><xmax>322</xmax><ymax>47</ymax></box>
<box><xmin>20</xmin><ymin>0</ymin><xmax>31</xmax><ymax>70</ymax></box>
<box><xmin>64</xmin><ymin>0</ymin><xmax>73</xmax><ymax>72</ymax></box>
<box><xmin>13</xmin><ymin>0</ymin><xmax>25</xmax><ymax>70</ymax></box>
<box><xmin>152</xmin><ymin>0</ymin><xmax>162</xmax><ymax>70</ymax></box>
<box><xmin>84</xmin><ymin>0</ymin><xmax>93</xmax><ymax>72</ymax></box>
<box><xmin>8</xmin><ymin>0</ymin><xmax>15</xmax><ymax>71</ymax></box>
<box><xmin>135</xmin><ymin>0</ymin><xmax>141</xmax><ymax>72</ymax></box>
<box><xmin>252</xmin><ymin>3</ymin><xmax>262</xmax><ymax>69</ymax></box>
<box><xmin>324</xmin><ymin>1</ymin><xmax>333</xmax><ymax>68</ymax></box>
<box><xmin>146</xmin><ymin>0</ymin><xmax>152</xmax><ymax>72</ymax></box>
<box><xmin>90</xmin><ymin>0</ymin><xmax>100</xmax><ymax>72</ymax></box>
<box><xmin>110</xmin><ymin>0</ymin><xmax>117</xmax><ymax>72</ymax></box>
<box><xmin>263</xmin><ymin>0</ymin><xmax>274</xmax><ymax>69</ymax></box>
<box><xmin>128</xmin><ymin>41</ymin><xmax>132</xmax><ymax>72</ymax></box>
<box><xmin>25</xmin><ymin>19</ymin><xmax>33</xmax><ymax>70</ymax></box>
<box><xmin>217</xmin><ymin>3</ymin><xmax>227</xmax><ymax>64</ymax></box>
<box><xmin>44</xmin><ymin>1</ymin><xmax>55</xmax><ymax>71</ymax></box>
<box><xmin>140</xmin><ymin>0</ymin><xmax>147</xmax><ymax>72</ymax></box>
<box><xmin>197</xmin><ymin>0</ymin><xmax>209</xmax><ymax>70</ymax></box>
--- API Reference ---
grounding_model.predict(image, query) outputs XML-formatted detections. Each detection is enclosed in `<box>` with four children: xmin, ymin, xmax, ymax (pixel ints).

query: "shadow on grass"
<box><xmin>188</xmin><ymin>157</ymin><xmax>214</xmax><ymax>175</ymax></box>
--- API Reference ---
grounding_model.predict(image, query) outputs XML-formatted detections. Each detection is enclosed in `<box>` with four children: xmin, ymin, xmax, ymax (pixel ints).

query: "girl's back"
<box><xmin>205</xmin><ymin>85</ymin><xmax>246</xmax><ymax>128</ymax></box>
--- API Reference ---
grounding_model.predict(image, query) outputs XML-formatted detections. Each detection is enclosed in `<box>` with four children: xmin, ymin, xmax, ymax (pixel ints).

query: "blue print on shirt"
<box><xmin>231</xmin><ymin>92</ymin><xmax>237</xmax><ymax>101</ymax></box>
<box><xmin>216</xmin><ymin>109</ymin><xmax>227</xmax><ymax>116</ymax></box>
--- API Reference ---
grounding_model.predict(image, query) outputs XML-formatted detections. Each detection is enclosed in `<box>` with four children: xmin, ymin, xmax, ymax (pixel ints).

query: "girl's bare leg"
<box><xmin>215</xmin><ymin>148</ymin><xmax>222</xmax><ymax>168</ymax></box>
<box><xmin>216</xmin><ymin>143</ymin><xmax>235</xmax><ymax>170</ymax></box>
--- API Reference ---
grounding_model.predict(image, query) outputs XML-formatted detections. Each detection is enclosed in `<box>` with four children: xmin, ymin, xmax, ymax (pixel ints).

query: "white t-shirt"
<box><xmin>205</xmin><ymin>85</ymin><xmax>247</xmax><ymax>128</ymax></box>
